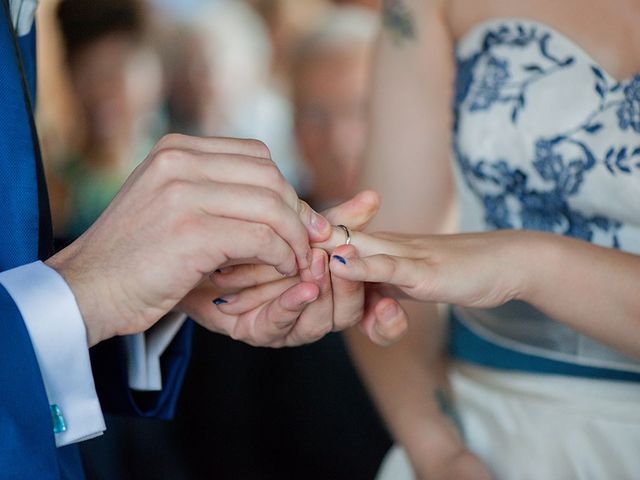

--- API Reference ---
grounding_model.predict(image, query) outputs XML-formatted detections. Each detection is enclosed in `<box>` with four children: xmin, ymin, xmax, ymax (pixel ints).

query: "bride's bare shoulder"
<box><xmin>445</xmin><ymin>0</ymin><xmax>640</xmax><ymax>80</ymax></box>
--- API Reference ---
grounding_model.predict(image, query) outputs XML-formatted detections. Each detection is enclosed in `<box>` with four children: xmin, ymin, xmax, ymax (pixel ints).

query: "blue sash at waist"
<box><xmin>449</xmin><ymin>313</ymin><xmax>640</xmax><ymax>382</ymax></box>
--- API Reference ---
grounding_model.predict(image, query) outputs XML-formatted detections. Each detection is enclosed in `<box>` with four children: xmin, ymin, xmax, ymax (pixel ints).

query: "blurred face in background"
<box><xmin>166</xmin><ymin>30</ymin><xmax>216</xmax><ymax>134</ymax></box>
<box><xmin>294</xmin><ymin>46</ymin><xmax>370</xmax><ymax>205</ymax></box>
<box><xmin>68</xmin><ymin>32</ymin><xmax>162</xmax><ymax>147</ymax></box>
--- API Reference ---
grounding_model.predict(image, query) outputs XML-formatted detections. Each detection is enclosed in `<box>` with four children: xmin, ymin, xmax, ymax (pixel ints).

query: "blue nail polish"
<box><xmin>212</xmin><ymin>298</ymin><xmax>228</xmax><ymax>305</ymax></box>
<box><xmin>333</xmin><ymin>255</ymin><xmax>347</xmax><ymax>265</ymax></box>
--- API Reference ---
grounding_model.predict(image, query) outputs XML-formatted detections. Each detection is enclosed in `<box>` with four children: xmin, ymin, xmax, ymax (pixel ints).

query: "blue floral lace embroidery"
<box><xmin>453</xmin><ymin>23</ymin><xmax>640</xmax><ymax>247</ymax></box>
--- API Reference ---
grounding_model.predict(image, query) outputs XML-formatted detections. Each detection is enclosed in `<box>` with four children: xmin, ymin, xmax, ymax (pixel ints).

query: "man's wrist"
<box><xmin>45</xmin><ymin>248</ymin><xmax>109</xmax><ymax>347</ymax></box>
<box><xmin>0</xmin><ymin>261</ymin><xmax>107</xmax><ymax>445</ymax></box>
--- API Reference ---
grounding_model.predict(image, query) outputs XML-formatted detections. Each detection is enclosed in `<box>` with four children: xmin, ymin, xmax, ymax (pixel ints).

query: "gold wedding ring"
<box><xmin>336</xmin><ymin>224</ymin><xmax>352</xmax><ymax>245</ymax></box>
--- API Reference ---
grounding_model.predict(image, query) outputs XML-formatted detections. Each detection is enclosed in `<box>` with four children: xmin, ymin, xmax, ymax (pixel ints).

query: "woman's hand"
<box><xmin>195</xmin><ymin>191</ymin><xmax>409</xmax><ymax>347</ymax></box>
<box><xmin>315</xmin><ymin>229</ymin><xmax>532</xmax><ymax>309</ymax></box>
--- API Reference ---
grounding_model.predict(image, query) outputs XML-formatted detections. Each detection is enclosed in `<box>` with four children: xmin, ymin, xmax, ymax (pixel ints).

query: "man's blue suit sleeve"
<box><xmin>0</xmin><ymin>283</ymin><xmax>61</xmax><ymax>478</ymax></box>
<box><xmin>90</xmin><ymin>320</ymin><xmax>193</xmax><ymax>419</ymax></box>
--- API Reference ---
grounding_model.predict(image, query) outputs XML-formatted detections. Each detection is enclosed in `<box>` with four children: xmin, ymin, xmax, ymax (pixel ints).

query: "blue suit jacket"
<box><xmin>0</xmin><ymin>4</ymin><xmax>192</xmax><ymax>479</ymax></box>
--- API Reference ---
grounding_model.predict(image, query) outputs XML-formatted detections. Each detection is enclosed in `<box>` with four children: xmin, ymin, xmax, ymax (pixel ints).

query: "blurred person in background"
<box><xmin>77</xmin><ymin>3</ymin><xmax>391</xmax><ymax>479</ymax></box>
<box><xmin>52</xmin><ymin>0</ymin><xmax>165</xmax><ymax>240</ymax></box>
<box><xmin>163</xmin><ymin>0</ymin><xmax>301</xmax><ymax>189</ymax></box>
<box><xmin>218</xmin><ymin>0</ymin><xmax>640</xmax><ymax>478</ymax></box>
<box><xmin>1</xmin><ymin>0</ymin><xmax>414</xmax><ymax>477</ymax></box>
<box><xmin>332</xmin><ymin>0</ymin><xmax>640</xmax><ymax>479</ymax></box>
<box><xmin>293</xmin><ymin>5</ymin><xmax>376</xmax><ymax>208</ymax></box>
<box><xmin>249</xmin><ymin>0</ymin><xmax>332</xmax><ymax>90</ymax></box>
<box><xmin>332</xmin><ymin>0</ymin><xmax>381</xmax><ymax>10</ymax></box>
<box><xmin>166</xmin><ymin>6</ymin><xmax>392</xmax><ymax>480</ymax></box>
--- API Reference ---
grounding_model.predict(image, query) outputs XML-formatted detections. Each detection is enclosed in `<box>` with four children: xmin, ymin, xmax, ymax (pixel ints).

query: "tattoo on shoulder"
<box><xmin>382</xmin><ymin>0</ymin><xmax>416</xmax><ymax>45</ymax></box>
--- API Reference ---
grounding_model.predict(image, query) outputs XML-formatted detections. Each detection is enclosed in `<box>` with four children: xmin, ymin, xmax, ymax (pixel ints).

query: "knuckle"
<box><xmin>301</xmin><ymin>321</ymin><xmax>332</xmax><ymax>342</ymax></box>
<box><xmin>157</xmin><ymin>133</ymin><xmax>185</xmax><ymax>148</ymax></box>
<box><xmin>380</xmin><ymin>320</ymin><xmax>408</xmax><ymax>344</ymax></box>
<box><xmin>175</xmin><ymin>210</ymin><xmax>205</xmax><ymax>239</ymax></box>
<box><xmin>162</xmin><ymin>180</ymin><xmax>190</xmax><ymax>208</ymax></box>
<box><xmin>381</xmin><ymin>256</ymin><xmax>398</xmax><ymax>280</ymax></box>
<box><xmin>252</xmin><ymin>223</ymin><xmax>275</xmax><ymax>246</ymax></box>
<box><xmin>260</xmin><ymin>188</ymin><xmax>283</xmax><ymax>213</ymax></box>
<box><xmin>281</xmin><ymin>251</ymin><xmax>297</xmax><ymax>274</ymax></box>
<box><xmin>260</xmin><ymin>161</ymin><xmax>284</xmax><ymax>186</ymax></box>
<box><xmin>410</xmin><ymin>258</ymin><xmax>436</xmax><ymax>295</ymax></box>
<box><xmin>281</xmin><ymin>182</ymin><xmax>299</xmax><ymax>206</ymax></box>
<box><xmin>230</xmin><ymin>320</ymin><xmax>252</xmax><ymax>344</ymax></box>
<box><xmin>269</xmin><ymin>338</ymin><xmax>286</xmax><ymax>348</ymax></box>
<box><xmin>151</xmin><ymin>147</ymin><xmax>186</xmax><ymax>178</ymax></box>
<box><xmin>338</xmin><ymin>278</ymin><xmax>362</xmax><ymax>295</ymax></box>
<box><xmin>334</xmin><ymin>311</ymin><xmax>363</xmax><ymax>331</ymax></box>
<box><xmin>247</xmin><ymin>138</ymin><xmax>271</xmax><ymax>158</ymax></box>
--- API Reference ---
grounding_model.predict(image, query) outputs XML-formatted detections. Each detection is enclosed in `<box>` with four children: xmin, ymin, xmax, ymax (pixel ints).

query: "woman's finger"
<box><xmin>311</xmin><ymin>226</ymin><xmax>405</xmax><ymax>258</ymax></box>
<box><xmin>286</xmin><ymin>249</ymin><xmax>335</xmax><ymax>345</ymax></box>
<box><xmin>214</xmin><ymin>276</ymin><xmax>300</xmax><ymax>314</ymax></box>
<box><xmin>240</xmin><ymin>281</ymin><xmax>320</xmax><ymax>346</ymax></box>
<box><xmin>321</xmin><ymin>190</ymin><xmax>381</xmax><ymax>230</ymax></box>
<box><xmin>211</xmin><ymin>264</ymin><xmax>286</xmax><ymax>290</ymax></box>
<box><xmin>179</xmin><ymin>272</ymin><xmax>317</xmax><ymax>345</ymax></box>
<box><xmin>329</xmin><ymin>244</ymin><xmax>429</xmax><ymax>294</ymax></box>
<box><xmin>330</xmin><ymin>263</ymin><xmax>365</xmax><ymax>332</ymax></box>
<box><xmin>214</xmin><ymin>282</ymin><xmax>319</xmax><ymax>347</ymax></box>
<box><xmin>356</xmin><ymin>288</ymin><xmax>409</xmax><ymax>346</ymax></box>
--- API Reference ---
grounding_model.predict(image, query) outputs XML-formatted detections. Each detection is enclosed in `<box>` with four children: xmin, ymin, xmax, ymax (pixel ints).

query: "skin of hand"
<box><xmin>318</xmin><ymin>229</ymin><xmax>527</xmax><ymax>309</ymax></box>
<box><xmin>204</xmin><ymin>190</ymin><xmax>410</xmax><ymax>347</ymax></box>
<box><xmin>322</xmin><ymin>227</ymin><xmax>640</xmax><ymax>358</ymax></box>
<box><xmin>337</xmin><ymin>0</ymin><xmax>492</xmax><ymax>476</ymax></box>
<box><xmin>45</xmin><ymin>134</ymin><xmax>333</xmax><ymax>347</ymax></box>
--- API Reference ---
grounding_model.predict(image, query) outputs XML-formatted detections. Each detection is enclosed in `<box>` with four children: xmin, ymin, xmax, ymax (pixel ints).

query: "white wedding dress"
<box><xmin>378</xmin><ymin>18</ymin><xmax>640</xmax><ymax>480</ymax></box>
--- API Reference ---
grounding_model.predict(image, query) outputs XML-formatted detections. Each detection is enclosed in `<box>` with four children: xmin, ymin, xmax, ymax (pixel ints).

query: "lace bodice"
<box><xmin>451</xmin><ymin>18</ymin><xmax>640</xmax><ymax>373</ymax></box>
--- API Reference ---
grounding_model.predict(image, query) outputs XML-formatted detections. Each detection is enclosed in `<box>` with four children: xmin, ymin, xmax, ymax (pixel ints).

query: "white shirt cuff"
<box><xmin>0</xmin><ymin>261</ymin><xmax>105</xmax><ymax>447</ymax></box>
<box><xmin>125</xmin><ymin>312</ymin><xmax>187</xmax><ymax>391</ymax></box>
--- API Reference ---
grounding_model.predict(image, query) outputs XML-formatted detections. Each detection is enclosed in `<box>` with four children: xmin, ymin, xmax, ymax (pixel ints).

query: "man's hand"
<box><xmin>46</xmin><ymin>134</ymin><xmax>331</xmax><ymax>347</ymax></box>
<box><xmin>192</xmin><ymin>191</ymin><xmax>409</xmax><ymax>347</ymax></box>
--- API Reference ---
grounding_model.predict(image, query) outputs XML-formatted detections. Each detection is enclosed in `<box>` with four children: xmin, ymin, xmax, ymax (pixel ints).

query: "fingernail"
<box><xmin>332</xmin><ymin>255</ymin><xmax>347</xmax><ymax>265</ymax></box>
<box><xmin>212</xmin><ymin>298</ymin><xmax>228</xmax><ymax>305</ymax></box>
<box><xmin>214</xmin><ymin>267</ymin><xmax>233</xmax><ymax>274</ymax></box>
<box><xmin>381</xmin><ymin>303</ymin><xmax>400</xmax><ymax>323</ymax></box>
<box><xmin>311</xmin><ymin>211</ymin><xmax>330</xmax><ymax>235</ymax></box>
<box><xmin>310</xmin><ymin>252</ymin><xmax>325</xmax><ymax>278</ymax></box>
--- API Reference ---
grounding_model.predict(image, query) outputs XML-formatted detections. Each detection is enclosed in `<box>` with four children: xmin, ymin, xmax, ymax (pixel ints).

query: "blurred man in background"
<box><xmin>163</xmin><ymin>0</ymin><xmax>301</xmax><ymax>189</ymax></box>
<box><xmin>293</xmin><ymin>6</ymin><xmax>377</xmax><ymax>208</ymax></box>
<box><xmin>168</xmin><ymin>6</ymin><xmax>390</xmax><ymax>480</ymax></box>
<box><xmin>36</xmin><ymin>1</ymin><xmax>393</xmax><ymax>479</ymax></box>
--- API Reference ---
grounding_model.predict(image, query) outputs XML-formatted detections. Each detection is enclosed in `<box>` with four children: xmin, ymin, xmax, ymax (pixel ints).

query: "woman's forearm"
<box><xmin>326</xmin><ymin>228</ymin><xmax>640</xmax><ymax>359</ymax></box>
<box><xmin>519</xmin><ymin>232</ymin><xmax>640</xmax><ymax>357</ymax></box>
<box><xmin>345</xmin><ymin>302</ymin><xmax>466</xmax><ymax>472</ymax></box>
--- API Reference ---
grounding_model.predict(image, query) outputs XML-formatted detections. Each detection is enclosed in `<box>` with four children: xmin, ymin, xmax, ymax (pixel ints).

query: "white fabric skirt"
<box><xmin>377</xmin><ymin>362</ymin><xmax>640</xmax><ymax>480</ymax></box>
